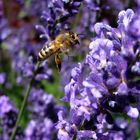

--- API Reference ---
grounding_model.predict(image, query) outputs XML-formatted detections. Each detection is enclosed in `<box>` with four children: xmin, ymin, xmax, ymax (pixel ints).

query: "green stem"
<box><xmin>9</xmin><ymin>61</ymin><xmax>40</xmax><ymax>140</ymax></box>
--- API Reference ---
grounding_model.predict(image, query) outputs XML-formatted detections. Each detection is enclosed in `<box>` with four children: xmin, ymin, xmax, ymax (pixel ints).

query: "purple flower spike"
<box><xmin>24</xmin><ymin>118</ymin><xmax>54</xmax><ymax>140</ymax></box>
<box><xmin>62</xmin><ymin>8</ymin><xmax>140</xmax><ymax>139</ymax></box>
<box><xmin>36</xmin><ymin>0</ymin><xmax>83</xmax><ymax>40</ymax></box>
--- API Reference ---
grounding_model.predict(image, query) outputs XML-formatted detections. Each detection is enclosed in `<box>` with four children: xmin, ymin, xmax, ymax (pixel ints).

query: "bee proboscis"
<box><xmin>38</xmin><ymin>31</ymin><xmax>80</xmax><ymax>71</ymax></box>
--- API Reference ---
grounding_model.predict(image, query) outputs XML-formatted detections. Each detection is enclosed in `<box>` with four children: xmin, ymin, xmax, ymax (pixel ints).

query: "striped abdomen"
<box><xmin>38</xmin><ymin>42</ymin><xmax>60</xmax><ymax>61</ymax></box>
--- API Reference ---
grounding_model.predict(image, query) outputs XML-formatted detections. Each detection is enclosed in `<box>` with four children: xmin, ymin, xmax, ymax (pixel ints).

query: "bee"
<box><xmin>38</xmin><ymin>31</ymin><xmax>80</xmax><ymax>71</ymax></box>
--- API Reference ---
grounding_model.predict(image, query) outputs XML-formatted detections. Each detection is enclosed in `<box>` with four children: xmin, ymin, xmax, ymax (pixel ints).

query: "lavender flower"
<box><xmin>58</xmin><ymin>8</ymin><xmax>140</xmax><ymax>139</ymax></box>
<box><xmin>28</xmin><ymin>88</ymin><xmax>65</xmax><ymax>122</ymax></box>
<box><xmin>23</xmin><ymin>88</ymin><xmax>68</xmax><ymax>139</ymax></box>
<box><xmin>0</xmin><ymin>96</ymin><xmax>23</xmax><ymax>140</ymax></box>
<box><xmin>24</xmin><ymin>118</ymin><xmax>54</xmax><ymax>140</ymax></box>
<box><xmin>36</xmin><ymin>0</ymin><xmax>83</xmax><ymax>42</ymax></box>
<box><xmin>0</xmin><ymin>96</ymin><xmax>15</xmax><ymax>117</ymax></box>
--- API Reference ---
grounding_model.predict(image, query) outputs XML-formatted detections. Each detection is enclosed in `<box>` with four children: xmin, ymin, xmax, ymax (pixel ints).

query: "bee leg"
<box><xmin>55</xmin><ymin>54</ymin><xmax>61</xmax><ymax>71</ymax></box>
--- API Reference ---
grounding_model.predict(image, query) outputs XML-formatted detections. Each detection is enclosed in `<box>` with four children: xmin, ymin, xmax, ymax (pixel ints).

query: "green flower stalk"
<box><xmin>9</xmin><ymin>61</ymin><xmax>41</xmax><ymax>140</ymax></box>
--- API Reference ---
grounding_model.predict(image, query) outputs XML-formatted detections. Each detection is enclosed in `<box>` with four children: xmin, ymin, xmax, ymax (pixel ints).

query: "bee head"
<box><xmin>69</xmin><ymin>32</ymin><xmax>80</xmax><ymax>44</ymax></box>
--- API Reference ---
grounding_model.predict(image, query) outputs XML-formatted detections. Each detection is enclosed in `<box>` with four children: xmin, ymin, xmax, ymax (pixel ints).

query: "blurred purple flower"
<box><xmin>0</xmin><ymin>96</ymin><xmax>13</xmax><ymax>117</ymax></box>
<box><xmin>25</xmin><ymin>88</ymin><xmax>68</xmax><ymax>139</ymax></box>
<box><xmin>36</xmin><ymin>0</ymin><xmax>83</xmax><ymax>41</ymax></box>
<box><xmin>24</xmin><ymin>118</ymin><xmax>54</xmax><ymax>140</ymax></box>
<box><xmin>0</xmin><ymin>96</ymin><xmax>23</xmax><ymax>140</ymax></box>
<box><xmin>0</xmin><ymin>73</ymin><xmax>6</xmax><ymax>85</ymax></box>
<box><xmin>28</xmin><ymin>88</ymin><xmax>66</xmax><ymax>123</ymax></box>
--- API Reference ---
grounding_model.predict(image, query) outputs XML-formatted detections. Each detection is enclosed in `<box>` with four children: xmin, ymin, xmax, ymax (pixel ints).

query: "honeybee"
<box><xmin>38</xmin><ymin>31</ymin><xmax>80</xmax><ymax>71</ymax></box>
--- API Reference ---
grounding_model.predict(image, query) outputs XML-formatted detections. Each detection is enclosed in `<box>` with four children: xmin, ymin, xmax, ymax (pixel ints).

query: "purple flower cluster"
<box><xmin>0</xmin><ymin>91</ymin><xmax>66</xmax><ymax>140</ymax></box>
<box><xmin>59</xmin><ymin>0</ymin><xmax>138</xmax><ymax>88</ymax></box>
<box><xmin>76</xmin><ymin>0</ymin><xmax>137</xmax><ymax>36</ymax></box>
<box><xmin>56</xmin><ymin>9</ymin><xmax>140</xmax><ymax>139</ymax></box>
<box><xmin>28</xmin><ymin>88</ymin><xmax>65</xmax><ymax>120</ymax></box>
<box><xmin>24</xmin><ymin>118</ymin><xmax>54</xmax><ymax>140</ymax></box>
<box><xmin>0</xmin><ymin>96</ymin><xmax>23</xmax><ymax>140</ymax></box>
<box><xmin>24</xmin><ymin>88</ymin><xmax>67</xmax><ymax>139</ymax></box>
<box><xmin>36</xmin><ymin>0</ymin><xmax>82</xmax><ymax>42</ymax></box>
